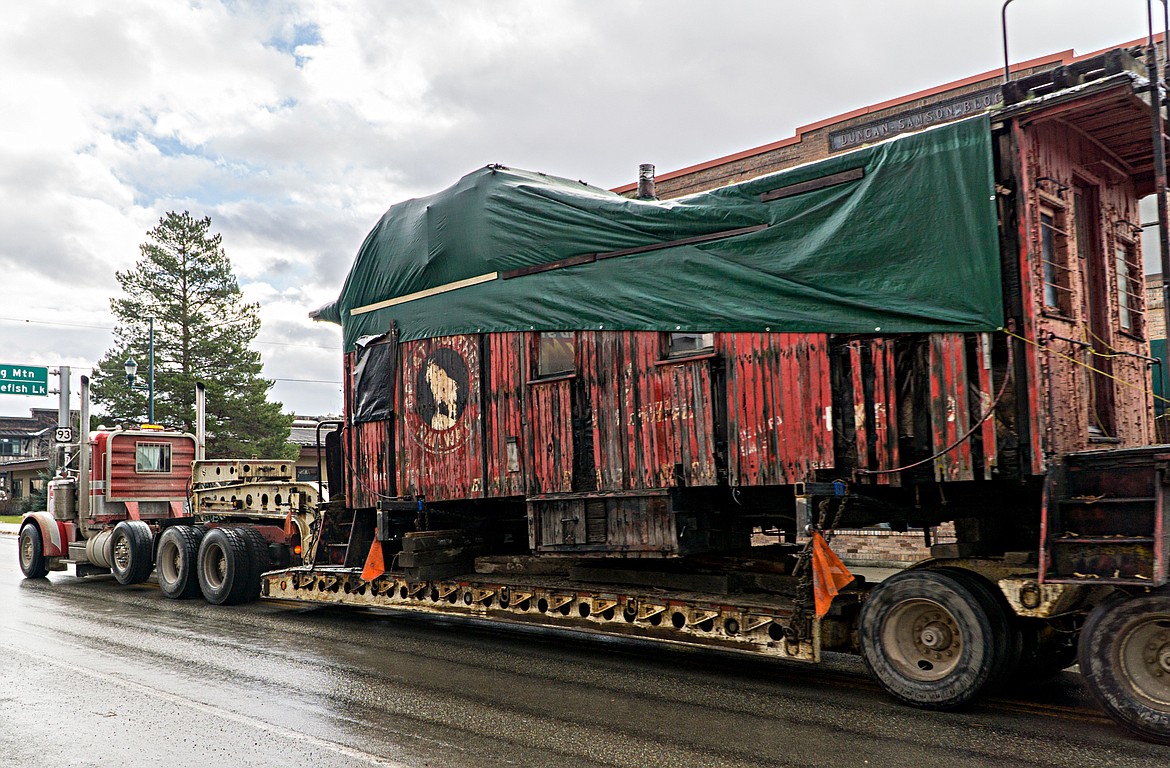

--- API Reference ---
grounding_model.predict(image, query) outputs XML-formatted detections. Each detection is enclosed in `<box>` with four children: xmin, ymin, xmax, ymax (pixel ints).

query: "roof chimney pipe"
<box><xmin>636</xmin><ymin>163</ymin><xmax>657</xmax><ymax>200</ymax></box>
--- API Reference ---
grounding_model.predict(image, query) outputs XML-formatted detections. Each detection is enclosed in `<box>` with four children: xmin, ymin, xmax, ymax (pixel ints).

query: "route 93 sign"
<box><xmin>55</xmin><ymin>427</ymin><xmax>73</xmax><ymax>443</ymax></box>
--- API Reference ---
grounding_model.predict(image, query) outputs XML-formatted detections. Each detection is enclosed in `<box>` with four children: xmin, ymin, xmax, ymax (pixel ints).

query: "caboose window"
<box><xmin>538</xmin><ymin>332</ymin><xmax>575</xmax><ymax>377</ymax></box>
<box><xmin>667</xmin><ymin>332</ymin><xmax>714</xmax><ymax>357</ymax></box>
<box><xmin>135</xmin><ymin>442</ymin><xmax>172</xmax><ymax>473</ymax></box>
<box><xmin>1115</xmin><ymin>238</ymin><xmax>1143</xmax><ymax>334</ymax></box>
<box><xmin>1039</xmin><ymin>205</ymin><xmax>1072</xmax><ymax>315</ymax></box>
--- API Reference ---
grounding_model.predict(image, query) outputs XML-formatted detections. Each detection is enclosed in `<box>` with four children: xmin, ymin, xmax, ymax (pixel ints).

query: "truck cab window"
<box><xmin>135</xmin><ymin>442</ymin><xmax>172</xmax><ymax>473</ymax></box>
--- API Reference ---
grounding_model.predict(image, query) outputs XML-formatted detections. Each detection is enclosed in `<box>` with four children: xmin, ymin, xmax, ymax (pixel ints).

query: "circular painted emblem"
<box><xmin>405</xmin><ymin>339</ymin><xmax>475</xmax><ymax>454</ymax></box>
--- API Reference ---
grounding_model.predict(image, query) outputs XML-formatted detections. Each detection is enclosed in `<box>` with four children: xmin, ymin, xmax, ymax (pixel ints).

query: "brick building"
<box><xmin>621</xmin><ymin>40</ymin><xmax>1165</xmax><ymax>564</ymax></box>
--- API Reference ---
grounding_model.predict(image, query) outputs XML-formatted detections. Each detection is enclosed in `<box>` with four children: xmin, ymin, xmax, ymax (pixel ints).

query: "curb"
<box><xmin>0</xmin><ymin>523</ymin><xmax>19</xmax><ymax>536</ymax></box>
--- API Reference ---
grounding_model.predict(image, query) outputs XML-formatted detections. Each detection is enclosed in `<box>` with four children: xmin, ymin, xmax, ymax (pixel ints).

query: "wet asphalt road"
<box><xmin>1</xmin><ymin>533</ymin><xmax>1167</xmax><ymax>768</ymax></box>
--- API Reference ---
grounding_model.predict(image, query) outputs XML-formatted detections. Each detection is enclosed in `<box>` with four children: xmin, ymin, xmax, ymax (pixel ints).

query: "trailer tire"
<box><xmin>18</xmin><ymin>524</ymin><xmax>49</xmax><ymax>579</ymax></box>
<box><xmin>934</xmin><ymin>567</ymin><xmax>1019</xmax><ymax>686</ymax></box>
<box><xmin>110</xmin><ymin>520</ymin><xmax>154</xmax><ymax>586</ymax></box>
<box><xmin>197</xmin><ymin>527</ymin><xmax>256</xmax><ymax>606</ymax></box>
<box><xmin>1078</xmin><ymin>592</ymin><xmax>1170</xmax><ymax>744</ymax></box>
<box><xmin>156</xmin><ymin>525</ymin><xmax>205</xmax><ymax>600</ymax></box>
<box><xmin>859</xmin><ymin>569</ymin><xmax>1002</xmax><ymax>710</ymax></box>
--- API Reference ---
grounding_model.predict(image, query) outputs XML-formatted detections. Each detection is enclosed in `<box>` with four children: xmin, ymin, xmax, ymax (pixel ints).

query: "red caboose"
<box><xmin>280</xmin><ymin>48</ymin><xmax>1170</xmax><ymax>742</ymax></box>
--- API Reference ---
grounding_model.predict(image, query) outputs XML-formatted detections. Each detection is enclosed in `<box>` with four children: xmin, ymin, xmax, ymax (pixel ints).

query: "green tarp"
<box><xmin>317</xmin><ymin>115</ymin><xmax>1002</xmax><ymax>352</ymax></box>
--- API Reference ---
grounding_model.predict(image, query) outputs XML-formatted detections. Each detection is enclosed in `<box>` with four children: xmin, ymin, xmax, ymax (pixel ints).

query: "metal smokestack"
<box><xmin>636</xmin><ymin>163</ymin><xmax>657</xmax><ymax>200</ymax></box>
<box><xmin>195</xmin><ymin>381</ymin><xmax>206</xmax><ymax>461</ymax></box>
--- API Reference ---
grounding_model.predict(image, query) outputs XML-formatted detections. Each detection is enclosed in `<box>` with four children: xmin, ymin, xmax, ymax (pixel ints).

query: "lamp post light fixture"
<box><xmin>123</xmin><ymin>316</ymin><xmax>156</xmax><ymax>425</ymax></box>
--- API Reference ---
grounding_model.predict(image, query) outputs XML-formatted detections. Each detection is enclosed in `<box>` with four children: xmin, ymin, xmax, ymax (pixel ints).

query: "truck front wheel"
<box><xmin>1079</xmin><ymin>593</ymin><xmax>1170</xmax><ymax>745</ymax></box>
<box><xmin>109</xmin><ymin>521</ymin><xmax>154</xmax><ymax>585</ymax></box>
<box><xmin>18</xmin><ymin>524</ymin><xmax>48</xmax><ymax>579</ymax></box>
<box><xmin>156</xmin><ymin>525</ymin><xmax>205</xmax><ymax>599</ymax></box>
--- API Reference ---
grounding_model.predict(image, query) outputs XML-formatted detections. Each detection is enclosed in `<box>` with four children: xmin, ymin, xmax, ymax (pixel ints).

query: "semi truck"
<box><xmin>18</xmin><ymin>381</ymin><xmax>320</xmax><ymax>605</ymax></box>
<box><xmin>18</xmin><ymin>45</ymin><xmax>1170</xmax><ymax>745</ymax></box>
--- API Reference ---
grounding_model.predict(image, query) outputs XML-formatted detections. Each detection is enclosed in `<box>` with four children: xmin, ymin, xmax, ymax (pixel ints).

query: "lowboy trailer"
<box><xmin>265</xmin><ymin>47</ymin><xmax>1170</xmax><ymax>744</ymax></box>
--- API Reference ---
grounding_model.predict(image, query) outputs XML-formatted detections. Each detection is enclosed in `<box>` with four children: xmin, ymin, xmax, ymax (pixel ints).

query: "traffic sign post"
<box><xmin>0</xmin><ymin>363</ymin><xmax>48</xmax><ymax>396</ymax></box>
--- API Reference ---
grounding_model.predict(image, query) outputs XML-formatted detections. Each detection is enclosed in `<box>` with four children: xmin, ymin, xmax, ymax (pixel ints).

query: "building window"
<box><xmin>1040</xmin><ymin>205</ymin><xmax>1072</xmax><ymax>315</ymax></box>
<box><xmin>1115</xmin><ymin>237</ymin><xmax>1143</xmax><ymax>334</ymax></box>
<box><xmin>296</xmin><ymin>466</ymin><xmax>320</xmax><ymax>483</ymax></box>
<box><xmin>537</xmin><ymin>332</ymin><xmax>575</xmax><ymax>377</ymax></box>
<box><xmin>0</xmin><ymin>438</ymin><xmax>22</xmax><ymax>456</ymax></box>
<box><xmin>666</xmin><ymin>332</ymin><xmax>715</xmax><ymax>358</ymax></box>
<box><xmin>11</xmin><ymin>479</ymin><xmax>22</xmax><ymax>500</ymax></box>
<box><xmin>135</xmin><ymin>442</ymin><xmax>172</xmax><ymax>473</ymax></box>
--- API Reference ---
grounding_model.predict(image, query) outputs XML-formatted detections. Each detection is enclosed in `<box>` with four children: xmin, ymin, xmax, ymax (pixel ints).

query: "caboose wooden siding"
<box><xmin>580</xmin><ymin>332</ymin><xmax>718</xmax><ymax>492</ymax></box>
<box><xmin>1012</xmin><ymin>97</ymin><xmax>1156</xmax><ymax>467</ymax></box>
<box><xmin>397</xmin><ymin>334</ymin><xmax>486</xmax><ymax>500</ymax></box>
<box><xmin>722</xmin><ymin>333</ymin><xmax>834</xmax><ymax>487</ymax></box>
<box><xmin>342</xmin><ymin>328</ymin><xmax>1014</xmax><ymax>507</ymax></box>
<box><xmin>342</xmin><ymin>353</ymin><xmax>394</xmax><ymax>509</ymax></box>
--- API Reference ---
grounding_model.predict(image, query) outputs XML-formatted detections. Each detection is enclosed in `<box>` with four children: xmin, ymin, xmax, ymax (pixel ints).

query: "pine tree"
<box><xmin>91</xmin><ymin>211</ymin><xmax>296</xmax><ymax>459</ymax></box>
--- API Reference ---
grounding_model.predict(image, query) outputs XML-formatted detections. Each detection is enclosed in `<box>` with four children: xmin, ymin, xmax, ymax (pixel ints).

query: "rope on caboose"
<box><xmin>1003</xmin><ymin>325</ymin><xmax>1170</xmax><ymax>417</ymax></box>
<box><xmin>856</xmin><ymin>328</ymin><xmax>1016</xmax><ymax>476</ymax></box>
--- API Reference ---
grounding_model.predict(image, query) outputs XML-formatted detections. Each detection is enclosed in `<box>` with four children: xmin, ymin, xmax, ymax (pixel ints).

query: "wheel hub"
<box><xmin>882</xmin><ymin>599</ymin><xmax>964</xmax><ymax>682</ymax></box>
<box><xmin>918</xmin><ymin>619</ymin><xmax>954</xmax><ymax>652</ymax></box>
<box><xmin>1145</xmin><ymin>630</ymin><xmax>1170</xmax><ymax>676</ymax></box>
<box><xmin>113</xmin><ymin>537</ymin><xmax>131</xmax><ymax>570</ymax></box>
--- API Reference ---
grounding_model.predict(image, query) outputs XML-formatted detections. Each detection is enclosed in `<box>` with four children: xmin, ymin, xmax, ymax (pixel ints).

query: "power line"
<box><xmin>272</xmin><ymin>378</ymin><xmax>342</xmax><ymax>384</ymax></box>
<box><xmin>0</xmin><ymin>316</ymin><xmax>340</xmax><ymax>352</ymax></box>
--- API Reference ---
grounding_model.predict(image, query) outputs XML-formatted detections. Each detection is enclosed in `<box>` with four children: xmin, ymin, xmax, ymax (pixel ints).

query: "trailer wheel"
<box><xmin>934</xmin><ymin>567</ymin><xmax>1019</xmax><ymax>686</ymax></box>
<box><xmin>1078</xmin><ymin>593</ymin><xmax>1170</xmax><ymax>745</ymax></box>
<box><xmin>110</xmin><ymin>520</ymin><xmax>154</xmax><ymax>585</ymax></box>
<box><xmin>18</xmin><ymin>524</ymin><xmax>49</xmax><ymax>579</ymax></box>
<box><xmin>156</xmin><ymin>526</ymin><xmax>205</xmax><ymax>600</ymax></box>
<box><xmin>859</xmin><ymin>569</ymin><xmax>1002</xmax><ymax>710</ymax></box>
<box><xmin>197</xmin><ymin>527</ymin><xmax>256</xmax><ymax>605</ymax></box>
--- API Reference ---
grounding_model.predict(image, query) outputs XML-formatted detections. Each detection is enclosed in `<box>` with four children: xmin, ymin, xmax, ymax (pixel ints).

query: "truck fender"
<box><xmin>22</xmin><ymin>512</ymin><xmax>68</xmax><ymax>557</ymax></box>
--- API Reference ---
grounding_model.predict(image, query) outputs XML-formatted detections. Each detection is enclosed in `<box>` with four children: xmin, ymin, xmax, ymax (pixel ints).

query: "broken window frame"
<box><xmin>536</xmin><ymin>331</ymin><xmax>576</xmax><ymax>378</ymax></box>
<box><xmin>1038</xmin><ymin>197</ymin><xmax>1073</xmax><ymax>317</ymax></box>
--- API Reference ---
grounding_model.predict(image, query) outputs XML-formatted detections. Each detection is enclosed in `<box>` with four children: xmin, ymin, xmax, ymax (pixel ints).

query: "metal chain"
<box><xmin>785</xmin><ymin>491</ymin><xmax>849</xmax><ymax>645</ymax></box>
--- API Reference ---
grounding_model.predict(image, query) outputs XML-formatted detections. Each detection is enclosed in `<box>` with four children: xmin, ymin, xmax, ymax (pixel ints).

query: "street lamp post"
<box><xmin>123</xmin><ymin>316</ymin><xmax>155</xmax><ymax>424</ymax></box>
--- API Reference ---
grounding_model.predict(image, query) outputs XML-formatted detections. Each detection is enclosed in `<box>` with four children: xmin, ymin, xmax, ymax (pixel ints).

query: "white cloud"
<box><xmin>0</xmin><ymin>0</ymin><xmax>1157</xmax><ymax>418</ymax></box>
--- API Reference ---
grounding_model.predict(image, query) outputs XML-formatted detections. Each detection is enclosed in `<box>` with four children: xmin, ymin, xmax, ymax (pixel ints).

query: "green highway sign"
<box><xmin>0</xmin><ymin>363</ymin><xmax>48</xmax><ymax>396</ymax></box>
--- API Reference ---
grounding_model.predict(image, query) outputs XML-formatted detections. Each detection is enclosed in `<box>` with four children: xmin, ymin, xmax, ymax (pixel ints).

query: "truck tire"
<box><xmin>110</xmin><ymin>520</ymin><xmax>154</xmax><ymax>585</ymax></box>
<box><xmin>1078</xmin><ymin>592</ymin><xmax>1170</xmax><ymax>745</ymax></box>
<box><xmin>18</xmin><ymin>524</ymin><xmax>49</xmax><ymax>579</ymax></box>
<box><xmin>156</xmin><ymin>525</ymin><xmax>205</xmax><ymax>599</ymax></box>
<box><xmin>197</xmin><ymin>527</ymin><xmax>257</xmax><ymax>605</ymax></box>
<box><xmin>234</xmin><ymin>525</ymin><xmax>271</xmax><ymax>604</ymax></box>
<box><xmin>859</xmin><ymin>569</ymin><xmax>1003</xmax><ymax>710</ymax></box>
<box><xmin>933</xmin><ymin>567</ymin><xmax>1019</xmax><ymax>686</ymax></box>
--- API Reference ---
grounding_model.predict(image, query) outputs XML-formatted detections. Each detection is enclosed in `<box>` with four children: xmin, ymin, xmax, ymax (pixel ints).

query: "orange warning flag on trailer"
<box><xmin>362</xmin><ymin>540</ymin><xmax>386</xmax><ymax>581</ymax></box>
<box><xmin>811</xmin><ymin>531</ymin><xmax>854</xmax><ymax>618</ymax></box>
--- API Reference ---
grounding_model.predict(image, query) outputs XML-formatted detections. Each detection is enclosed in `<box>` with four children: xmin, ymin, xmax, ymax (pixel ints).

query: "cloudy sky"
<box><xmin>0</xmin><ymin>0</ymin><xmax>1159</xmax><ymax>420</ymax></box>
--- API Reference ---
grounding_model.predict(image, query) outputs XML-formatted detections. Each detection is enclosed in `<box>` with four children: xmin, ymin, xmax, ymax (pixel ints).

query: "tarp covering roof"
<box><xmin>317</xmin><ymin>115</ymin><xmax>1002</xmax><ymax>352</ymax></box>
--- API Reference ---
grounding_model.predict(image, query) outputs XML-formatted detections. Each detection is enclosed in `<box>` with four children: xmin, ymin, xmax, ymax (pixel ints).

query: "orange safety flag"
<box><xmin>811</xmin><ymin>531</ymin><xmax>854</xmax><ymax>618</ymax></box>
<box><xmin>361</xmin><ymin>540</ymin><xmax>386</xmax><ymax>582</ymax></box>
